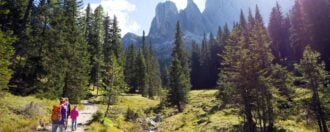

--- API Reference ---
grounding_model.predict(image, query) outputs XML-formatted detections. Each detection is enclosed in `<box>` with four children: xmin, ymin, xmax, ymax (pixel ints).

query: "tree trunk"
<box><xmin>20</xmin><ymin>0</ymin><xmax>34</xmax><ymax>35</ymax></box>
<box><xmin>177</xmin><ymin>102</ymin><xmax>183</xmax><ymax>112</ymax></box>
<box><xmin>62</xmin><ymin>72</ymin><xmax>69</xmax><ymax>97</ymax></box>
<box><xmin>311</xmin><ymin>79</ymin><xmax>328</xmax><ymax>132</ymax></box>
<box><xmin>242</xmin><ymin>90</ymin><xmax>256</xmax><ymax>132</ymax></box>
<box><xmin>104</xmin><ymin>92</ymin><xmax>110</xmax><ymax>118</ymax></box>
<box><xmin>314</xmin><ymin>95</ymin><xmax>328</xmax><ymax>132</ymax></box>
<box><xmin>266</xmin><ymin>92</ymin><xmax>274</xmax><ymax>131</ymax></box>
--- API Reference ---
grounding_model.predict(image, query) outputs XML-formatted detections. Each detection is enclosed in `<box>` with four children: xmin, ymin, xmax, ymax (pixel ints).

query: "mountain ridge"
<box><xmin>122</xmin><ymin>0</ymin><xmax>294</xmax><ymax>59</ymax></box>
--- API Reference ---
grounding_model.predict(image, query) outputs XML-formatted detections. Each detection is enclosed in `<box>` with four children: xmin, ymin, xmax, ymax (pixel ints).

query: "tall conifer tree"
<box><xmin>90</xmin><ymin>6</ymin><xmax>104</xmax><ymax>95</ymax></box>
<box><xmin>295</xmin><ymin>46</ymin><xmax>329</xmax><ymax>132</ymax></box>
<box><xmin>168</xmin><ymin>22</ymin><xmax>191</xmax><ymax>112</ymax></box>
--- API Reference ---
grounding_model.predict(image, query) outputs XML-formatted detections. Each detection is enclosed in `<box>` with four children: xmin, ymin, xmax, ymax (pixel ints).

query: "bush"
<box><xmin>90</xmin><ymin>110</ymin><xmax>104</xmax><ymax>124</ymax></box>
<box><xmin>125</xmin><ymin>107</ymin><xmax>139</xmax><ymax>121</ymax></box>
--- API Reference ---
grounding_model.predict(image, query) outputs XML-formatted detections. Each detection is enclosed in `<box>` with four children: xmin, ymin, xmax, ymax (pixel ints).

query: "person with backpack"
<box><xmin>64</xmin><ymin>98</ymin><xmax>71</xmax><ymax>130</ymax></box>
<box><xmin>51</xmin><ymin>97</ymin><xmax>67</xmax><ymax>132</ymax></box>
<box><xmin>70</xmin><ymin>105</ymin><xmax>79</xmax><ymax>131</ymax></box>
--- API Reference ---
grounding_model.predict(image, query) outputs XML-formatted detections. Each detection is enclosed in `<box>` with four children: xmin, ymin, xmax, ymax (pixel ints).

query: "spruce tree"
<box><xmin>0</xmin><ymin>31</ymin><xmax>15</xmax><ymax>92</ymax></box>
<box><xmin>289</xmin><ymin>0</ymin><xmax>308</xmax><ymax>63</ymax></box>
<box><xmin>249</xmin><ymin>6</ymin><xmax>275</xmax><ymax>131</ymax></box>
<box><xmin>7</xmin><ymin>0</ymin><xmax>45</xmax><ymax>95</ymax></box>
<box><xmin>90</xmin><ymin>5</ymin><xmax>104</xmax><ymax>95</ymax></box>
<box><xmin>103</xmin><ymin>15</ymin><xmax>126</xmax><ymax>102</ymax></box>
<box><xmin>135</xmin><ymin>50</ymin><xmax>147</xmax><ymax>95</ymax></box>
<box><xmin>168</xmin><ymin>22</ymin><xmax>191</xmax><ymax>112</ymax></box>
<box><xmin>209</xmin><ymin>32</ymin><xmax>220</xmax><ymax>88</ymax></box>
<box><xmin>190</xmin><ymin>41</ymin><xmax>201</xmax><ymax>89</ymax></box>
<box><xmin>295</xmin><ymin>46</ymin><xmax>328</xmax><ymax>132</ymax></box>
<box><xmin>218</xmin><ymin>9</ymin><xmax>276</xmax><ymax>131</ymax></box>
<box><xmin>140</xmin><ymin>31</ymin><xmax>150</xmax><ymax>97</ymax></box>
<box><xmin>301</xmin><ymin>0</ymin><xmax>330</xmax><ymax>70</ymax></box>
<box><xmin>124</xmin><ymin>44</ymin><xmax>138</xmax><ymax>93</ymax></box>
<box><xmin>161</xmin><ymin>66</ymin><xmax>170</xmax><ymax>88</ymax></box>
<box><xmin>110</xmin><ymin>16</ymin><xmax>124</xmax><ymax>65</ymax></box>
<box><xmin>147</xmin><ymin>42</ymin><xmax>162</xmax><ymax>98</ymax></box>
<box><xmin>63</xmin><ymin>0</ymin><xmax>90</xmax><ymax>103</ymax></box>
<box><xmin>269</xmin><ymin>2</ymin><xmax>291</xmax><ymax>64</ymax></box>
<box><xmin>200</xmin><ymin>34</ymin><xmax>212</xmax><ymax>88</ymax></box>
<box><xmin>220</xmin><ymin>24</ymin><xmax>230</xmax><ymax>48</ymax></box>
<box><xmin>85</xmin><ymin>4</ymin><xmax>93</xmax><ymax>42</ymax></box>
<box><xmin>30</xmin><ymin>0</ymin><xmax>64</xmax><ymax>98</ymax></box>
<box><xmin>103</xmin><ymin>52</ymin><xmax>126</xmax><ymax>117</ymax></box>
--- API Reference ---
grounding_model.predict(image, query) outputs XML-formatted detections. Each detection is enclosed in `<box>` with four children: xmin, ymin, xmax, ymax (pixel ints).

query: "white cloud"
<box><xmin>194</xmin><ymin>0</ymin><xmax>206</xmax><ymax>11</ymax></box>
<box><xmin>90</xmin><ymin>0</ymin><xmax>140</xmax><ymax>36</ymax></box>
<box><xmin>169</xmin><ymin>0</ymin><xmax>206</xmax><ymax>11</ymax></box>
<box><xmin>169</xmin><ymin>0</ymin><xmax>187</xmax><ymax>10</ymax></box>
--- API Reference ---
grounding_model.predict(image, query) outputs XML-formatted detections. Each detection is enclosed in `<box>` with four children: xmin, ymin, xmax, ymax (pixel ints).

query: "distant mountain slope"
<box><xmin>122</xmin><ymin>0</ymin><xmax>294</xmax><ymax>61</ymax></box>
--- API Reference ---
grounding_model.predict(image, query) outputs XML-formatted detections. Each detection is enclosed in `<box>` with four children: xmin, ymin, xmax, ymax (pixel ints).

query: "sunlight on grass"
<box><xmin>86</xmin><ymin>89</ymin><xmax>323</xmax><ymax>131</ymax></box>
<box><xmin>0</xmin><ymin>93</ymin><xmax>58</xmax><ymax>131</ymax></box>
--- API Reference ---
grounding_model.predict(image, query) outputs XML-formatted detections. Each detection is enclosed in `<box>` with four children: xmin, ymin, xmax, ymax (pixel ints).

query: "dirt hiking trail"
<box><xmin>43</xmin><ymin>100</ymin><xmax>98</xmax><ymax>132</ymax></box>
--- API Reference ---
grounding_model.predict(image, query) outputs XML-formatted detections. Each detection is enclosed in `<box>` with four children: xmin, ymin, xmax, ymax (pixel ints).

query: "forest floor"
<box><xmin>0</xmin><ymin>89</ymin><xmax>327</xmax><ymax>132</ymax></box>
<box><xmin>86</xmin><ymin>89</ymin><xmax>321</xmax><ymax>132</ymax></box>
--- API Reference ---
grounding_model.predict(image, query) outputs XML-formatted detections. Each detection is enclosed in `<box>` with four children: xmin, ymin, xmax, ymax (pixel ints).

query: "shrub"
<box><xmin>90</xmin><ymin>110</ymin><xmax>104</xmax><ymax>124</ymax></box>
<box><xmin>125</xmin><ymin>107</ymin><xmax>139</xmax><ymax>121</ymax></box>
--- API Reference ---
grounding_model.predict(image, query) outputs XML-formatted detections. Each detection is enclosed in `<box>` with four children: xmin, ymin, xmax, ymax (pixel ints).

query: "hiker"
<box><xmin>51</xmin><ymin>97</ymin><xmax>67</xmax><ymax>132</ymax></box>
<box><xmin>64</xmin><ymin>98</ymin><xmax>71</xmax><ymax>130</ymax></box>
<box><xmin>70</xmin><ymin>105</ymin><xmax>79</xmax><ymax>131</ymax></box>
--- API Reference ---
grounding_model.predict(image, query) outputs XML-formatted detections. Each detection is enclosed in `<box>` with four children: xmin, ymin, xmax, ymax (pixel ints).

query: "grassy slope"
<box><xmin>160</xmin><ymin>90</ymin><xmax>317</xmax><ymax>132</ymax></box>
<box><xmin>87</xmin><ymin>94</ymin><xmax>160</xmax><ymax>132</ymax></box>
<box><xmin>87</xmin><ymin>89</ymin><xmax>327</xmax><ymax>132</ymax></box>
<box><xmin>0</xmin><ymin>93</ymin><xmax>58</xmax><ymax>131</ymax></box>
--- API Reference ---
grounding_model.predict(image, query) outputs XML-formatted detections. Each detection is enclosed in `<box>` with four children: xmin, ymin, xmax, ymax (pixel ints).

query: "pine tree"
<box><xmin>247</xmin><ymin>8</ymin><xmax>255</xmax><ymax>31</ymax></box>
<box><xmin>140</xmin><ymin>31</ymin><xmax>149</xmax><ymax>97</ymax></box>
<box><xmin>147</xmin><ymin>42</ymin><xmax>162</xmax><ymax>98</ymax></box>
<box><xmin>167</xmin><ymin>22</ymin><xmax>191</xmax><ymax>112</ymax></box>
<box><xmin>209</xmin><ymin>32</ymin><xmax>220</xmax><ymax>88</ymax></box>
<box><xmin>269</xmin><ymin>2</ymin><xmax>291</xmax><ymax>64</ymax></box>
<box><xmin>110</xmin><ymin>16</ymin><xmax>124</xmax><ymax>65</ymax></box>
<box><xmin>7</xmin><ymin>0</ymin><xmax>44</xmax><ymax>95</ymax></box>
<box><xmin>103</xmin><ymin>52</ymin><xmax>126</xmax><ymax>117</ymax></box>
<box><xmin>301</xmin><ymin>0</ymin><xmax>330</xmax><ymax>70</ymax></box>
<box><xmin>161</xmin><ymin>66</ymin><xmax>170</xmax><ymax>88</ymax></box>
<box><xmin>200</xmin><ymin>33</ymin><xmax>212</xmax><ymax>88</ymax></box>
<box><xmin>289</xmin><ymin>0</ymin><xmax>308</xmax><ymax>63</ymax></box>
<box><xmin>0</xmin><ymin>31</ymin><xmax>15</xmax><ymax>92</ymax></box>
<box><xmin>104</xmin><ymin>15</ymin><xmax>111</xmax><ymax>64</ymax></box>
<box><xmin>0</xmin><ymin>0</ymin><xmax>29</xmax><ymax>34</ymax></box>
<box><xmin>218</xmin><ymin>21</ymin><xmax>256</xmax><ymax>130</ymax></box>
<box><xmin>249</xmin><ymin>6</ymin><xmax>275</xmax><ymax>131</ymax></box>
<box><xmin>295</xmin><ymin>46</ymin><xmax>328</xmax><ymax>132</ymax></box>
<box><xmin>135</xmin><ymin>49</ymin><xmax>147</xmax><ymax>95</ymax></box>
<box><xmin>218</xmin><ymin>9</ymin><xmax>276</xmax><ymax>131</ymax></box>
<box><xmin>124</xmin><ymin>44</ymin><xmax>138</xmax><ymax>93</ymax></box>
<box><xmin>90</xmin><ymin>5</ymin><xmax>104</xmax><ymax>95</ymax></box>
<box><xmin>37</xmin><ymin>0</ymin><xmax>69</xmax><ymax>98</ymax></box>
<box><xmin>190</xmin><ymin>41</ymin><xmax>201</xmax><ymax>89</ymax></box>
<box><xmin>85</xmin><ymin>4</ymin><xmax>93</xmax><ymax>42</ymax></box>
<box><xmin>220</xmin><ymin>24</ymin><xmax>230</xmax><ymax>47</ymax></box>
<box><xmin>103</xmin><ymin>14</ymin><xmax>126</xmax><ymax>102</ymax></box>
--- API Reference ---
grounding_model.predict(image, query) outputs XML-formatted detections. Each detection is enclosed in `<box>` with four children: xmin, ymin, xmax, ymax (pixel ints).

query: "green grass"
<box><xmin>86</xmin><ymin>94</ymin><xmax>159</xmax><ymax>132</ymax></box>
<box><xmin>156</xmin><ymin>89</ymin><xmax>322</xmax><ymax>131</ymax></box>
<box><xmin>86</xmin><ymin>89</ymin><xmax>326</xmax><ymax>132</ymax></box>
<box><xmin>0</xmin><ymin>92</ymin><xmax>58</xmax><ymax>131</ymax></box>
<box><xmin>0</xmin><ymin>92</ymin><xmax>86</xmax><ymax>131</ymax></box>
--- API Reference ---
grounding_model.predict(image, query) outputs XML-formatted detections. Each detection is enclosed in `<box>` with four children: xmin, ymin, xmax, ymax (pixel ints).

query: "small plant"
<box><xmin>90</xmin><ymin>110</ymin><xmax>104</xmax><ymax>124</ymax></box>
<box><xmin>125</xmin><ymin>107</ymin><xmax>138</xmax><ymax>121</ymax></box>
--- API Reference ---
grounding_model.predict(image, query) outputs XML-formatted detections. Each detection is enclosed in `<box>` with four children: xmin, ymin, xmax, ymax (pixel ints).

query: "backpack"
<box><xmin>51</xmin><ymin>105</ymin><xmax>62</xmax><ymax>122</ymax></box>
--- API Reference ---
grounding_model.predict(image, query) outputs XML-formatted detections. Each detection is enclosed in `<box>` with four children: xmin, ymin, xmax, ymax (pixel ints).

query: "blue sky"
<box><xmin>82</xmin><ymin>0</ymin><xmax>206</xmax><ymax>36</ymax></box>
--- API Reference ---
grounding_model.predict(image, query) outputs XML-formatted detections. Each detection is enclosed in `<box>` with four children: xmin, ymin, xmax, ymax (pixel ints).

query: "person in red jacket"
<box><xmin>70</xmin><ymin>105</ymin><xmax>79</xmax><ymax>131</ymax></box>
